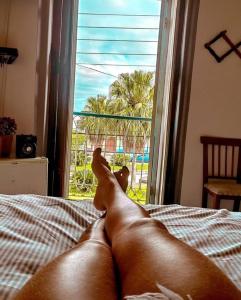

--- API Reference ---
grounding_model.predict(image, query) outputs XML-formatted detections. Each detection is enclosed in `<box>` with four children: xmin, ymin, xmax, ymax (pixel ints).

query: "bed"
<box><xmin>0</xmin><ymin>194</ymin><xmax>240</xmax><ymax>299</ymax></box>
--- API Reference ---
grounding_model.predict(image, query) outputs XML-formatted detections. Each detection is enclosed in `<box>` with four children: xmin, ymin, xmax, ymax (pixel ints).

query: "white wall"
<box><xmin>181</xmin><ymin>0</ymin><xmax>241</xmax><ymax>208</ymax></box>
<box><xmin>0</xmin><ymin>0</ymin><xmax>39</xmax><ymax>135</ymax></box>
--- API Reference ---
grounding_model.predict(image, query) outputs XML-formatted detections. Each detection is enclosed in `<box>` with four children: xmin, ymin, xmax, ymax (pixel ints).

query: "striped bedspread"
<box><xmin>0</xmin><ymin>194</ymin><xmax>240</xmax><ymax>299</ymax></box>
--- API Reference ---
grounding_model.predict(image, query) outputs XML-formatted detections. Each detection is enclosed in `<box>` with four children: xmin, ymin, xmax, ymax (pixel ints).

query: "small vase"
<box><xmin>0</xmin><ymin>135</ymin><xmax>13</xmax><ymax>157</ymax></box>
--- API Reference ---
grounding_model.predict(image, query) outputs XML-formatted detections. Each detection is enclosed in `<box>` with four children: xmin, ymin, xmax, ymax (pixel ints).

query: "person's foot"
<box><xmin>114</xmin><ymin>166</ymin><xmax>129</xmax><ymax>193</ymax></box>
<box><xmin>91</xmin><ymin>148</ymin><xmax>129</xmax><ymax>210</ymax></box>
<box><xmin>91</xmin><ymin>148</ymin><xmax>113</xmax><ymax>181</ymax></box>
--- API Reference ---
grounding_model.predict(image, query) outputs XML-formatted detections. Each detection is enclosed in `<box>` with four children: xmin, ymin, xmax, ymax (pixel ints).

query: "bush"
<box><xmin>71</xmin><ymin>169</ymin><xmax>95</xmax><ymax>193</ymax></box>
<box><xmin>76</xmin><ymin>151</ymin><xmax>85</xmax><ymax>166</ymax></box>
<box><xmin>71</xmin><ymin>151</ymin><xmax>91</xmax><ymax>166</ymax></box>
<box><xmin>111</xmin><ymin>153</ymin><xmax>130</xmax><ymax>166</ymax></box>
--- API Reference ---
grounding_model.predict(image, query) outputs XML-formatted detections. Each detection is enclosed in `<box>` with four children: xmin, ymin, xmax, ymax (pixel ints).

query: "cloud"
<box><xmin>74</xmin><ymin>0</ymin><xmax>161</xmax><ymax>112</ymax></box>
<box><xmin>113</xmin><ymin>0</ymin><xmax>126</xmax><ymax>7</ymax></box>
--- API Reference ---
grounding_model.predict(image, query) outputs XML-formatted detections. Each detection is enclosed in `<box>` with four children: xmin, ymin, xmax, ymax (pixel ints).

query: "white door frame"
<box><xmin>148</xmin><ymin>0</ymin><xmax>179</xmax><ymax>205</ymax></box>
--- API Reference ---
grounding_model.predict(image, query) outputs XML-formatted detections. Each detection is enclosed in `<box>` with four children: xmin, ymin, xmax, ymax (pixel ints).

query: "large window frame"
<box><xmin>46</xmin><ymin>0</ymin><xmax>200</xmax><ymax>203</ymax></box>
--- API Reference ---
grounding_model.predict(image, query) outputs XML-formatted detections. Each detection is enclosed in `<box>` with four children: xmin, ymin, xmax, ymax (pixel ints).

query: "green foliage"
<box><xmin>111</xmin><ymin>153</ymin><xmax>130</xmax><ymax>166</ymax></box>
<box><xmin>72</xmin><ymin>151</ymin><xmax>91</xmax><ymax>166</ymax></box>
<box><xmin>79</xmin><ymin>71</ymin><xmax>154</xmax><ymax>145</ymax></box>
<box><xmin>80</xmin><ymin>95</ymin><xmax>117</xmax><ymax>147</ymax></box>
<box><xmin>71</xmin><ymin>151</ymin><xmax>85</xmax><ymax>166</ymax></box>
<box><xmin>69</xmin><ymin>71</ymin><xmax>154</xmax><ymax>203</ymax></box>
<box><xmin>68</xmin><ymin>186</ymin><xmax>147</xmax><ymax>205</ymax></box>
<box><xmin>70</xmin><ymin>169</ymin><xmax>95</xmax><ymax>193</ymax></box>
<box><xmin>73</xmin><ymin>162</ymin><xmax>148</xmax><ymax>172</ymax></box>
<box><xmin>110</xmin><ymin>70</ymin><xmax>154</xmax><ymax>119</ymax></box>
<box><xmin>71</xmin><ymin>133</ymin><xmax>86</xmax><ymax>146</ymax></box>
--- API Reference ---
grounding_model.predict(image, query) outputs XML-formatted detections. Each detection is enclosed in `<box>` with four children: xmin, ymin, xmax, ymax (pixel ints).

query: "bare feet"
<box><xmin>92</xmin><ymin>148</ymin><xmax>129</xmax><ymax>210</ymax></box>
<box><xmin>114</xmin><ymin>166</ymin><xmax>129</xmax><ymax>193</ymax></box>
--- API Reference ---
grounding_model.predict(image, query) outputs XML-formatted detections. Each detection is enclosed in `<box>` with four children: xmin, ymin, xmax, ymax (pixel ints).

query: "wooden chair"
<box><xmin>200</xmin><ymin>136</ymin><xmax>241</xmax><ymax>211</ymax></box>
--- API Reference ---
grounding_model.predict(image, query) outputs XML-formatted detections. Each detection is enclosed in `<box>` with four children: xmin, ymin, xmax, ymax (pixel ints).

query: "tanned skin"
<box><xmin>14</xmin><ymin>148</ymin><xmax>241</xmax><ymax>300</ymax></box>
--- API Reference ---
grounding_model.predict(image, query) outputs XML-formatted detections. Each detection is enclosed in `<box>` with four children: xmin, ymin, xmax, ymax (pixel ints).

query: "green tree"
<box><xmin>110</xmin><ymin>70</ymin><xmax>154</xmax><ymax>117</ymax></box>
<box><xmin>73</xmin><ymin>71</ymin><xmax>154</xmax><ymax>191</ymax></box>
<box><xmin>111</xmin><ymin>153</ymin><xmax>130</xmax><ymax>166</ymax></box>
<box><xmin>79</xmin><ymin>95</ymin><xmax>116</xmax><ymax>148</ymax></box>
<box><xmin>110</xmin><ymin>70</ymin><xmax>154</xmax><ymax>151</ymax></box>
<box><xmin>80</xmin><ymin>71</ymin><xmax>154</xmax><ymax>151</ymax></box>
<box><xmin>110</xmin><ymin>71</ymin><xmax>154</xmax><ymax>187</ymax></box>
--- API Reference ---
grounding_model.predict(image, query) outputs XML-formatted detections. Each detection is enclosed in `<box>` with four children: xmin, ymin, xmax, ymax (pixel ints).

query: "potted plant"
<box><xmin>0</xmin><ymin>117</ymin><xmax>17</xmax><ymax>157</ymax></box>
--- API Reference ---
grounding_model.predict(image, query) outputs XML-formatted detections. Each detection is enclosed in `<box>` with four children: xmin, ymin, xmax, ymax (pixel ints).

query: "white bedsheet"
<box><xmin>0</xmin><ymin>194</ymin><xmax>240</xmax><ymax>299</ymax></box>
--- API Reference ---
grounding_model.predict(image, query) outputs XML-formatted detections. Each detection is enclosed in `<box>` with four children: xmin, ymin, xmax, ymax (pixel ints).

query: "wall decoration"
<box><xmin>205</xmin><ymin>30</ymin><xmax>241</xmax><ymax>63</ymax></box>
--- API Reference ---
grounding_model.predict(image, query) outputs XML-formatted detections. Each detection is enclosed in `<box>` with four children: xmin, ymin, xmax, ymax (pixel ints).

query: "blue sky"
<box><xmin>73</xmin><ymin>0</ymin><xmax>161</xmax><ymax>112</ymax></box>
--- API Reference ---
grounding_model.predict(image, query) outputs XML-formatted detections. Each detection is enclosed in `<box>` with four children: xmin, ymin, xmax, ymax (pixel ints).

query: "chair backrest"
<box><xmin>200</xmin><ymin>136</ymin><xmax>241</xmax><ymax>183</ymax></box>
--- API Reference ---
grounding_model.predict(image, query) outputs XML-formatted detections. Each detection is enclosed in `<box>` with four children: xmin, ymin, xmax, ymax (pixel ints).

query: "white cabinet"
<box><xmin>0</xmin><ymin>157</ymin><xmax>48</xmax><ymax>195</ymax></box>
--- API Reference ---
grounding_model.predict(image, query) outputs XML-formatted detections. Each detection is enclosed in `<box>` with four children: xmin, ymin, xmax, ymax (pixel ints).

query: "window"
<box><xmin>68</xmin><ymin>0</ymin><xmax>161</xmax><ymax>204</ymax></box>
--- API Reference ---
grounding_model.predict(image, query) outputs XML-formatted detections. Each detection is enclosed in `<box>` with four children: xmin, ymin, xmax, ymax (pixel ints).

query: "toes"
<box><xmin>114</xmin><ymin>168</ymin><xmax>129</xmax><ymax>192</ymax></box>
<box><xmin>93</xmin><ymin>148</ymin><xmax>111</xmax><ymax>170</ymax></box>
<box><xmin>114</xmin><ymin>170</ymin><xmax>122</xmax><ymax>177</ymax></box>
<box><xmin>93</xmin><ymin>148</ymin><xmax>102</xmax><ymax>157</ymax></box>
<box><xmin>121</xmin><ymin>166</ymin><xmax>130</xmax><ymax>176</ymax></box>
<box><xmin>114</xmin><ymin>167</ymin><xmax>129</xmax><ymax>179</ymax></box>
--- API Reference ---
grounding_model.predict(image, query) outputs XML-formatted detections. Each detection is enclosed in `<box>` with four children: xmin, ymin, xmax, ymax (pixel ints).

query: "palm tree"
<box><xmin>80</xmin><ymin>71</ymin><xmax>154</xmax><ymax>152</ymax></box>
<box><xmin>110</xmin><ymin>70</ymin><xmax>154</xmax><ymax>117</ymax></box>
<box><xmin>110</xmin><ymin>70</ymin><xmax>154</xmax><ymax>187</ymax></box>
<box><xmin>79</xmin><ymin>95</ymin><xmax>117</xmax><ymax>149</ymax></box>
<box><xmin>110</xmin><ymin>70</ymin><xmax>154</xmax><ymax>148</ymax></box>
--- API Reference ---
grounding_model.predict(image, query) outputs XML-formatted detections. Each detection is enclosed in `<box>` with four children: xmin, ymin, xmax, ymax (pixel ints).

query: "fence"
<box><xmin>68</xmin><ymin>112</ymin><xmax>152</xmax><ymax>204</ymax></box>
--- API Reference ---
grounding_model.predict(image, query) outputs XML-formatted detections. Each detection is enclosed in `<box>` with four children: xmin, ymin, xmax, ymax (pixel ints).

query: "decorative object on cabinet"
<box><xmin>0</xmin><ymin>47</ymin><xmax>18</xmax><ymax>67</ymax></box>
<box><xmin>205</xmin><ymin>30</ymin><xmax>241</xmax><ymax>63</ymax></box>
<box><xmin>0</xmin><ymin>117</ymin><xmax>17</xmax><ymax>157</ymax></box>
<box><xmin>16</xmin><ymin>135</ymin><xmax>37</xmax><ymax>158</ymax></box>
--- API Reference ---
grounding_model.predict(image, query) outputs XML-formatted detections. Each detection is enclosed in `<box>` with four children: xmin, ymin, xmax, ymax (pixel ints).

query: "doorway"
<box><xmin>68</xmin><ymin>0</ymin><xmax>163</xmax><ymax>204</ymax></box>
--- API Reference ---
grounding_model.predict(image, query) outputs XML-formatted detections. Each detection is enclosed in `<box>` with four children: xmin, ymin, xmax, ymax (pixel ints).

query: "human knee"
<box><xmin>113</xmin><ymin>218</ymin><xmax>167</xmax><ymax>245</ymax></box>
<box><xmin>111</xmin><ymin>218</ymin><xmax>169</xmax><ymax>264</ymax></box>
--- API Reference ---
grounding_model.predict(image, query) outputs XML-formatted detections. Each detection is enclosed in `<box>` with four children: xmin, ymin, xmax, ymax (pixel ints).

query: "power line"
<box><xmin>76</xmin><ymin>64</ymin><xmax>118</xmax><ymax>78</ymax></box>
<box><xmin>76</xmin><ymin>65</ymin><xmax>156</xmax><ymax>89</ymax></box>
<box><xmin>78</xmin><ymin>63</ymin><xmax>156</xmax><ymax>67</ymax></box>
<box><xmin>76</xmin><ymin>52</ymin><xmax>156</xmax><ymax>56</ymax></box>
<box><xmin>78</xmin><ymin>12</ymin><xmax>160</xmax><ymax>17</ymax></box>
<box><xmin>77</xmin><ymin>38</ymin><xmax>158</xmax><ymax>43</ymax></box>
<box><xmin>78</xmin><ymin>26</ymin><xmax>159</xmax><ymax>30</ymax></box>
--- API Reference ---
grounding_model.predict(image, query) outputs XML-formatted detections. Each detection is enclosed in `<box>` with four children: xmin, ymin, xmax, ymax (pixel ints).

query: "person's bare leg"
<box><xmin>92</xmin><ymin>148</ymin><xmax>241</xmax><ymax>300</ymax></box>
<box><xmin>13</xmin><ymin>218</ymin><xmax>118</xmax><ymax>300</ymax></box>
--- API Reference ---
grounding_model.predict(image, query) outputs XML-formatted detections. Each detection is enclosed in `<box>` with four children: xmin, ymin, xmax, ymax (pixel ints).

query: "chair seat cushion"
<box><xmin>204</xmin><ymin>180</ymin><xmax>241</xmax><ymax>196</ymax></box>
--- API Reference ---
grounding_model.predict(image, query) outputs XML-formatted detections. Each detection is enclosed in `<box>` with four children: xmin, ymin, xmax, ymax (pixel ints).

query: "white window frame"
<box><xmin>148</xmin><ymin>0</ymin><xmax>179</xmax><ymax>205</ymax></box>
